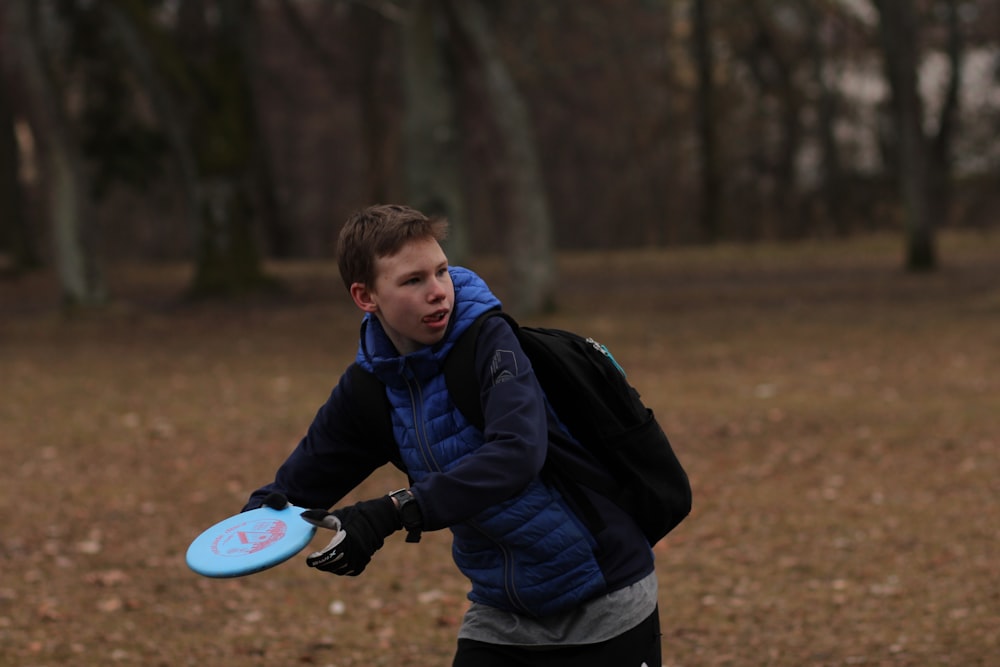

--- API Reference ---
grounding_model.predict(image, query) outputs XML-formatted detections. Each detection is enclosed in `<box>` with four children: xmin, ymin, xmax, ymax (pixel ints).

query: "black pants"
<box><xmin>452</xmin><ymin>606</ymin><xmax>661</xmax><ymax>667</ymax></box>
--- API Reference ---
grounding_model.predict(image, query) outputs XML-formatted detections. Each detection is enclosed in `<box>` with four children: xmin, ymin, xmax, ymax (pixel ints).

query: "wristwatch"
<box><xmin>389</xmin><ymin>488</ymin><xmax>423</xmax><ymax>543</ymax></box>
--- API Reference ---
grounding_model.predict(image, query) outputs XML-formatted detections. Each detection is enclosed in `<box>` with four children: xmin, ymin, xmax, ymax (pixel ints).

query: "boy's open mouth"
<box><xmin>425</xmin><ymin>309</ymin><xmax>449</xmax><ymax>324</ymax></box>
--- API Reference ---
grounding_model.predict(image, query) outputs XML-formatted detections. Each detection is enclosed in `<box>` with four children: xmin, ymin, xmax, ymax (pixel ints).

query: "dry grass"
<box><xmin>2</xmin><ymin>231</ymin><xmax>998</xmax><ymax>666</ymax></box>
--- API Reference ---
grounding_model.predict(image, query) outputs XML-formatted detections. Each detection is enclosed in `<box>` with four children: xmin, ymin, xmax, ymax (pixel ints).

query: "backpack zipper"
<box><xmin>585</xmin><ymin>337</ymin><xmax>627</xmax><ymax>377</ymax></box>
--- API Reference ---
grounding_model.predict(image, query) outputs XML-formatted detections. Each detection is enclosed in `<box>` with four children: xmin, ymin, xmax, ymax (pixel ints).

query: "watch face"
<box><xmin>392</xmin><ymin>491</ymin><xmax>420</xmax><ymax>527</ymax></box>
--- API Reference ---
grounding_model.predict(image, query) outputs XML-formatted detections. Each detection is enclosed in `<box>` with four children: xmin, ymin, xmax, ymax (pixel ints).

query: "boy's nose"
<box><xmin>428</xmin><ymin>277</ymin><xmax>447</xmax><ymax>301</ymax></box>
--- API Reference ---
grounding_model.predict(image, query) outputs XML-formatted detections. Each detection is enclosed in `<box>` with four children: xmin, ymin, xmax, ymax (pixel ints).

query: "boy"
<box><xmin>244</xmin><ymin>204</ymin><xmax>661</xmax><ymax>666</ymax></box>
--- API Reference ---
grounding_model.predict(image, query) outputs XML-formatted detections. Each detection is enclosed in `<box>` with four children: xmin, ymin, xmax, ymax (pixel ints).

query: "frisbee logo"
<box><xmin>211</xmin><ymin>519</ymin><xmax>288</xmax><ymax>557</ymax></box>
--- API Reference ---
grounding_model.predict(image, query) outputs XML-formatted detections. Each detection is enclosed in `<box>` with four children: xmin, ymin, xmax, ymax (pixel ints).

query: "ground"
<box><xmin>1</xmin><ymin>232</ymin><xmax>998</xmax><ymax>666</ymax></box>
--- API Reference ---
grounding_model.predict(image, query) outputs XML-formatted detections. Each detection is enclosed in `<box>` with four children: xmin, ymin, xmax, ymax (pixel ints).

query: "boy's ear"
<box><xmin>350</xmin><ymin>282</ymin><xmax>378</xmax><ymax>313</ymax></box>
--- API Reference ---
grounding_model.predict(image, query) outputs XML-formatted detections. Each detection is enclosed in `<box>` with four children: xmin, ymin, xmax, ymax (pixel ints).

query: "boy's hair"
<box><xmin>336</xmin><ymin>204</ymin><xmax>449</xmax><ymax>291</ymax></box>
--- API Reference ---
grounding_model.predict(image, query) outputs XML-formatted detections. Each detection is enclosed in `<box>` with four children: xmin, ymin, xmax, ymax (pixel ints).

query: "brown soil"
<box><xmin>2</xmin><ymin>232</ymin><xmax>998</xmax><ymax>666</ymax></box>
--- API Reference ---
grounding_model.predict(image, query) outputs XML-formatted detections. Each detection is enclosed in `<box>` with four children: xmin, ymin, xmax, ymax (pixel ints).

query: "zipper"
<box><xmin>463</xmin><ymin>518</ymin><xmax>530</xmax><ymax>614</ymax></box>
<box><xmin>403</xmin><ymin>365</ymin><xmax>440</xmax><ymax>474</ymax></box>
<box><xmin>586</xmin><ymin>336</ymin><xmax>626</xmax><ymax>377</ymax></box>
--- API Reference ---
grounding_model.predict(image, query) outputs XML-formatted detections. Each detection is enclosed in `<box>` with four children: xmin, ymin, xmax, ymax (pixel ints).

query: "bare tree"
<box><xmin>691</xmin><ymin>0</ymin><xmax>722</xmax><ymax>242</ymax></box>
<box><xmin>4</xmin><ymin>0</ymin><xmax>106</xmax><ymax>305</ymax></box>
<box><xmin>181</xmin><ymin>0</ymin><xmax>274</xmax><ymax>296</ymax></box>
<box><xmin>349</xmin><ymin>2</ymin><xmax>398</xmax><ymax>206</ymax></box>
<box><xmin>805</xmin><ymin>0</ymin><xmax>848</xmax><ymax>236</ymax></box>
<box><xmin>401</xmin><ymin>0</ymin><xmax>468</xmax><ymax>263</ymax></box>
<box><xmin>873</xmin><ymin>0</ymin><xmax>936</xmax><ymax>271</ymax></box>
<box><xmin>242</xmin><ymin>0</ymin><xmax>288</xmax><ymax>258</ymax></box>
<box><xmin>101</xmin><ymin>1</ymin><xmax>202</xmax><ymax>252</ymax></box>
<box><xmin>0</xmin><ymin>61</ymin><xmax>39</xmax><ymax>274</ymax></box>
<box><xmin>926</xmin><ymin>0</ymin><xmax>962</xmax><ymax>229</ymax></box>
<box><xmin>735</xmin><ymin>1</ymin><xmax>807</xmax><ymax>239</ymax></box>
<box><xmin>276</xmin><ymin>0</ymin><xmax>399</xmax><ymax>213</ymax></box>
<box><xmin>445</xmin><ymin>0</ymin><xmax>555</xmax><ymax>315</ymax></box>
<box><xmin>106</xmin><ymin>0</ymin><xmax>274</xmax><ymax>296</ymax></box>
<box><xmin>272</xmin><ymin>0</ymin><xmax>474</xmax><ymax>262</ymax></box>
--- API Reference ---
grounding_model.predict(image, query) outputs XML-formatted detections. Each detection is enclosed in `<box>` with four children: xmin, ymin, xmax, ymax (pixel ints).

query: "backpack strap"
<box><xmin>347</xmin><ymin>362</ymin><xmax>400</xmax><ymax>468</ymax></box>
<box><xmin>443</xmin><ymin>308</ymin><xmax>504</xmax><ymax>430</ymax></box>
<box><xmin>443</xmin><ymin>310</ymin><xmax>610</xmax><ymax>536</ymax></box>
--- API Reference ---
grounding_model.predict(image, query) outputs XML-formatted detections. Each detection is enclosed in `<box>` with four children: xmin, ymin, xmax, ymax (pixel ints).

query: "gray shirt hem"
<box><xmin>457</xmin><ymin>571</ymin><xmax>659</xmax><ymax>647</ymax></box>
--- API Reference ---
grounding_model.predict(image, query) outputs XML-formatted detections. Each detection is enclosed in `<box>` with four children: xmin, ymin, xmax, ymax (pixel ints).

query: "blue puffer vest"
<box><xmin>355</xmin><ymin>267</ymin><xmax>606</xmax><ymax>616</ymax></box>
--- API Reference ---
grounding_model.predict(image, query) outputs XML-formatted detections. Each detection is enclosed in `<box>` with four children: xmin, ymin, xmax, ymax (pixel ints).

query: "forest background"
<box><xmin>1</xmin><ymin>0</ymin><xmax>998</xmax><ymax>311</ymax></box>
<box><xmin>1</xmin><ymin>2</ymin><xmax>999</xmax><ymax>666</ymax></box>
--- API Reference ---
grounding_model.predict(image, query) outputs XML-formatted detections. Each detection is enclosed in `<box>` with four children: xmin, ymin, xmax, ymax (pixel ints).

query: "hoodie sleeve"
<box><xmin>410</xmin><ymin>316</ymin><xmax>550</xmax><ymax>529</ymax></box>
<box><xmin>242</xmin><ymin>367</ymin><xmax>399</xmax><ymax>512</ymax></box>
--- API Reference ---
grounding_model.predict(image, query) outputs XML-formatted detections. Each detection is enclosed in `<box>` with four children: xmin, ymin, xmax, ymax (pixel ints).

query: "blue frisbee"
<box><xmin>186</xmin><ymin>504</ymin><xmax>318</xmax><ymax>578</ymax></box>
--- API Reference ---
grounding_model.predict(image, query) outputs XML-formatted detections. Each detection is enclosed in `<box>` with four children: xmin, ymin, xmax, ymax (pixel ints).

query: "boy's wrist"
<box><xmin>388</xmin><ymin>488</ymin><xmax>423</xmax><ymax>543</ymax></box>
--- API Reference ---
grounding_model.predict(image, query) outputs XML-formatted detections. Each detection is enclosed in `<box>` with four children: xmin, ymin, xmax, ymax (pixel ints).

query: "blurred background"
<box><xmin>0</xmin><ymin>0</ymin><xmax>998</xmax><ymax>312</ymax></box>
<box><xmin>3</xmin><ymin>4</ymin><xmax>999</xmax><ymax>665</ymax></box>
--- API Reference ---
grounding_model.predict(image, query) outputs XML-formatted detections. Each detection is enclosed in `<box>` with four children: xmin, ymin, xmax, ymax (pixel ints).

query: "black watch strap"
<box><xmin>389</xmin><ymin>488</ymin><xmax>423</xmax><ymax>543</ymax></box>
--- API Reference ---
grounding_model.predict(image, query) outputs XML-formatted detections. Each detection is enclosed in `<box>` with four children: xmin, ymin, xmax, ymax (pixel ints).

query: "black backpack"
<box><xmin>350</xmin><ymin>309</ymin><xmax>691</xmax><ymax>545</ymax></box>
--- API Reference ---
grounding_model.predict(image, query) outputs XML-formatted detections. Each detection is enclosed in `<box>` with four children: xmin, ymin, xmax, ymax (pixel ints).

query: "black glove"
<box><xmin>301</xmin><ymin>497</ymin><xmax>402</xmax><ymax>576</ymax></box>
<box><xmin>261</xmin><ymin>491</ymin><xmax>290</xmax><ymax>510</ymax></box>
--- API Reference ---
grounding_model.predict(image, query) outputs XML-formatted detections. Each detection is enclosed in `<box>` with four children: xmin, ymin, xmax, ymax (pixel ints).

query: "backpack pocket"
<box><xmin>602</xmin><ymin>410</ymin><xmax>692</xmax><ymax>544</ymax></box>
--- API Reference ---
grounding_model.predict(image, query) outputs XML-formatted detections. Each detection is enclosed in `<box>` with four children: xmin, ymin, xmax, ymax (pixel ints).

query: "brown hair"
<box><xmin>336</xmin><ymin>204</ymin><xmax>449</xmax><ymax>291</ymax></box>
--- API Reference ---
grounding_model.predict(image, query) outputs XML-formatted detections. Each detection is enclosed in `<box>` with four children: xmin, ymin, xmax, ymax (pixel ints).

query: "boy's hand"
<box><xmin>261</xmin><ymin>491</ymin><xmax>290</xmax><ymax>510</ymax></box>
<box><xmin>302</xmin><ymin>497</ymin><xmax>402</xmax><ymax>576</ymax></box>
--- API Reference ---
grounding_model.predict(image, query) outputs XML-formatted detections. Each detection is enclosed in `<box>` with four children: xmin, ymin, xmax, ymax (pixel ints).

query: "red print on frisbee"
<box><xmin>211</xmin><ymin>519</ymin><xmax>288</xmax><ymax>557</ymax></box>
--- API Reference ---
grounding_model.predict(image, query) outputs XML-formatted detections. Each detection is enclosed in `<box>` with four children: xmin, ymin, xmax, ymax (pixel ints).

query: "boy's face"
<box><xmin>351</xmin><ymin>237</ymin><xmax>454</xmax><ymax>355</ymax></box>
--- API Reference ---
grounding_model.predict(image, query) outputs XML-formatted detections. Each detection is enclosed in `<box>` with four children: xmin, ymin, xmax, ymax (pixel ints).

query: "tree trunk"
<box><xmin>874</xmin><ymin>0</ymin><xmax>936</xmax><ymax>271</ymax></box>
<box><xmin>102</xmin><ymin>0</ymin><xmax>202</xmax><ymax>250</ymax></box>
<box><xmin>192</xmin><ymin>178</ymin><xmax>269</xmax><ymax>297</ymax></box>
<box><xmin>108</xmin><ymin>0</ymin><xmax>275</xmax><ymax>288</ymax></box>
<box><xmin>744</xmin><ymin>1</ymin><xmax>803</xmax><ymax>240</ymax></box>
<box><xmin>805</xmin><ymin>0</ymin><xmax>847</xmax><ymax>237</ymax></box>
<box><xmin>243</xmin><ymin>0</ymin><xmax>289</xmax><ymax>258</ymax></box>
<box><xmin>7</xmin><ymin>0</ymin><xmax>105</xmax><ymax>304</ymax></box>
<box><xmin>186</xmin><ymin>0</ymin><xmax>273</xmax><ymax>297</ymax></box>
<box><xmin>401</xmin><ymin>0</ymin><xmax>468</xmax><ymax>264</ymax></box>
<box><xmin>446</xmin><ymin>0</ymin><xmax>555</xmax><ymax>315</ymax></box>
<box><xmin>351</xmin><ymin>3</ymin><xmax>396</xmax><ymax>205</ymax></box>
<box><xmin>927</xmin><ymin>0</ymin><xmax>962</xmax><ymax>230</ymax></box>
<box><xmin>107</xmin><ymin>0</ymin><xmax>267</xmax><ymax>292</ymax></box>
<box><xmin>691</xmin><ymin>0</ymin><xmax>722</xmax><ymax>243</ymax></box>
<box><xmin>0</xmin><ymin>73</ymin><xmax>39</xmax><ymax>274</ymax></box>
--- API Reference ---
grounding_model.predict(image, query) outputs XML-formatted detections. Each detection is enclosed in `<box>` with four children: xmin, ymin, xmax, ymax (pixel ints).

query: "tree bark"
<box><xmin>446</xmin><ymin>0</ymin><xmax>555</xmax><ymax>315</ymax></box>
<box><xmin>186</xmin><ymin>0</ymin><xmax>273</xmax><ymax>297</ymax></box>
<box><xmin>874</xmin><ymin>0</ymin><xmax>936</xmax><ymax>271</ymax></box>
<box><xmin>692</xmin><ymin>0</ymin><xmax>722</xmax><ymax>242</ymax></box>
<box><xmin>6</xmin><ymin>0</ymin><xmax>105</xmax><ymax>304</ymax></box>
<box><xmin>107</xmin><ymin>0</ymin><xmax>271</xmax><ymax>297</ymax></box>
<box><xmin>743</xmin><ymin>1</ymin><xmax>804</xmax><ymax>239</ymax></box>
<box><xmin>0</xmin><ymin>70</ymin><xmax>39</xmax><ymax>274</ymax></box>
<box><xmin>242</xmin><ymin>0</ymin><xmax>289</xmax><ymax>258</ymax></box>
<box><xmin>805</xmin><ymin>0</ymin><xmax>847</xmax><ymax>237</ymax></box>
<box><xmin>102</xmin><ymin>0</ymin><xmax>202</xmax><ymax>249</ymax></box>
<box><xmin>401</xmin><ymin>0</ymin><xmax>468</xmax><ymax>264</ymax></box>
<box><xmin>351</xmin><ymin>2</ymin><xmax>396</xmax><ymax>205</ymax></box>
<box><xmin>927</xmin><ymin>0</ymin><xmax>962</xmax><ymax>229</ymax></box>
